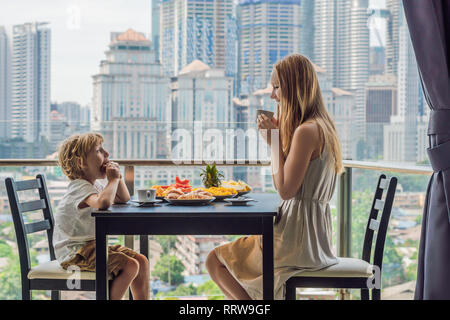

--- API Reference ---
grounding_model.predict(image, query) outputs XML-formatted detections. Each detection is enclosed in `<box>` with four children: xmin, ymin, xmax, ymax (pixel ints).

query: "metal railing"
<box><xmin>0</xmin><ymin>159</ymin><xmax>433</xmax><ymax>299</ymax></box>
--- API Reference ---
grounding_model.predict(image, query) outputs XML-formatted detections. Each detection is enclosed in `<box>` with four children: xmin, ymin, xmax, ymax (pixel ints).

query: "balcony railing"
<box><xmin>0</xmin><ymin>159</ymin><xmax>432</xmax><ymax>299</ymax></box>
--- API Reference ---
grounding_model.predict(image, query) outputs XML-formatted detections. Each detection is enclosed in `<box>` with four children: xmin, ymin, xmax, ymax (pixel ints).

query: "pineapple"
<box><xmin>200</xmin><ymin>163</ymin><xmax>224</xmax><ymax>188</ymax></box>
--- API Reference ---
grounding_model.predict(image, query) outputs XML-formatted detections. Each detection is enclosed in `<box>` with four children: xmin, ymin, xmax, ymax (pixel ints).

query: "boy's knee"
<box><xmin>135</xmin><ymin>254</ymin><xmax>149</xmax><ymax>270</ymax></box>
<box><xmin>123</xmin><ymin>257</ymin><xmax>140</xmax><ymax>278</ymax></box>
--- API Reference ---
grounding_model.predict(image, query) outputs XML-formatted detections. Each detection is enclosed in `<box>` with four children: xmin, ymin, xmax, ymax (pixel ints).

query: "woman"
<box><xmin>205</xmin><ymin>54</ymin><xmax>344</xmax><ymax>300</ymax></box>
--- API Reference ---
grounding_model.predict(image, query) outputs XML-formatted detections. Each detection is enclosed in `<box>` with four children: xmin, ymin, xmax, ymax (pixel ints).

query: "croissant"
<box><xmin>166</xmin><ymin>193</ymin><xmax>181</xmax><ymax>199</ymax></box>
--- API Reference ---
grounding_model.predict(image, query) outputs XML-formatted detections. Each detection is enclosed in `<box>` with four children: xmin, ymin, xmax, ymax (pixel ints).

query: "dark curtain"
<box><xmin>402</xmin><ymin>0</ymin><xmax>450</xmax><ymax>299</ymax></box>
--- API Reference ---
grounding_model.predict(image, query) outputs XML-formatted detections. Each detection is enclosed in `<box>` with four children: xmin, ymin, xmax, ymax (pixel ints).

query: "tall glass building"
<box><xmin>0</xmin><ymin>26</ymin><xmax>10</xmax><ymax>139</ymax></box>
<box><xmin>313</xmin><ymin>0</ymin><xmax>370</xmax><ymax>159</ymax></box>
<box><xmin>159</xmin><ymin>0</ymin><xmax>235</xmax><ymax>77</ymax></box>
<box><xmin>11</xmin><ymin>22</ymin><xmax>51</xmax><ymax>143</ymax></box>
<box><xmin>237</xmin><ymin>0</ymin><xmax>302</xmax><ymax>95</ymax></box>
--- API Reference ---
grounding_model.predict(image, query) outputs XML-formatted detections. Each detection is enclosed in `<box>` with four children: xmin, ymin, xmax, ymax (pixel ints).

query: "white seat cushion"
<box><xmin>291</xmin><ymin>257</ymin><xmax>374</xmax><ymax>278</ymax></box>
<box><xmin>28</xmin><ymin>260</ymin><xmax>97</xmax><ymax>280</ymax></box>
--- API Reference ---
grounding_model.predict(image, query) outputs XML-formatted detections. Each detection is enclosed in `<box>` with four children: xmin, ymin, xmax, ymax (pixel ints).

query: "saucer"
<box><xmin>130</xmin><ymin>199</ymin><xmax>163</xmax><ymax>206</ymax></box>
<box><xmin>223</xmin><ymin>197</ymin><xmax>256</xmax><ymax>206</ymax></box>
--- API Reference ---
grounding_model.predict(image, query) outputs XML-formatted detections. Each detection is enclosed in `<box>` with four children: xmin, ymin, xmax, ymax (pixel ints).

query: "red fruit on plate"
<box><xmin>175</xmin><ymin>176</ymin><xmax>190</xmax><ymax>185</ymax></box>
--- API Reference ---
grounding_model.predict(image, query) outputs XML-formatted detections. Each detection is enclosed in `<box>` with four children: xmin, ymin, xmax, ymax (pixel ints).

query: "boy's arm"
<box><xmin>82</xmin><ymin>178</ymin><xmax>120</xmax><ymax>210</ymax></box>
<box><xmin>114</xmin><ymin>179</ymin><xmax>131</xmax><ymax>204</ymax></box>
<box><xmin>107</xmin><ymin>161</ymin><xmax>130</xmax><ymax>203</ymax></box>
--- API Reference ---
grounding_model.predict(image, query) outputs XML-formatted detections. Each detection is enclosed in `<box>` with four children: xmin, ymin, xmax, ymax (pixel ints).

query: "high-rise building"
<box><xmin>385</xmin><ymin>0</ymin><xmax>400</xmax><ymax>75</ymax></box>
<box><xmin>384</xmin><ymin>2</ymin><xmax>420</xmax><ymax>163</ymax></box>
<box><xmin>11</xmin><ymin>22</ymin><xmax>51</xmax><ymax>143</ymax></box>
<box><xmin>365</xmin><ymin>74</ymin><xmax>397</xmax><ymax>159</ymax></box>
<box><xmin>299</xmin><ymin>0</ymin><xmax>314</xmax><ymax>60</ymax></box>
<box><xmin>0</xmin><ymin>26</ymin><xmax>11</xmax><ymax>139</ymax></box>
<box><xmin>312</xmin><ymin>0</ymin><xmax>336</xmax><ymax>83</ymax></box>
<box><xmin>315</xmin><ymin>63</ymin><xmax>354</xmax><ymax>160</ymax></box>
<box><xmin>370</xmin><ymin>46</ymin><xmax>386</xmax><ymax>76</ymax></box>
<box><xmin>176</xmin><ymin>235</ymin><xmax>228</xmax><ymax>275</ymax></box>
<box><xmin>237</xmin><ymin>0</ymin><xmax>301</xmax><ymax>95</ymax></box>
<box><xmin>151</xmin><ymin>0</ymin><xmax>160</xmax><ymax>62</ymax></box>
<box><xmin>170</xmin><ymin>60</ymin><xmax>233</xmax><ymax>163</ymax></box>
<box><xmin>313</xmin><ymin>0</ymin><xmax>370</xmax><ymax>159</ymax></box>
<box><xmin>159</xmin><ymin>0</ymin><xmax>235</xmax><ymax>77</ymax></box>
<box><xmin>92</xmin><ymin>29</ymin><xmax>170</xmax><ymax>159</ymax></box>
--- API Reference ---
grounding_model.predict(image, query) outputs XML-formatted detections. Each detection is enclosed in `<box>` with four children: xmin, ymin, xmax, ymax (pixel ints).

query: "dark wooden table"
<box><xmin>92</xmin><ymin>193</ymin><xmax>280</xmax><ymax>300</ymax></box>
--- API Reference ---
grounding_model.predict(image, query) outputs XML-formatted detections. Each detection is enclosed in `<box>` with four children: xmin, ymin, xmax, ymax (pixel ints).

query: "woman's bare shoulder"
<box><xmin>294</xmin><ymin>121</ymin><xmax>322</xmax><ymax>158</ymax></box>
<box><xmin>294</xmin><ymin>121</ymin><xmax>320</xmax><ymax>141</ymax></box>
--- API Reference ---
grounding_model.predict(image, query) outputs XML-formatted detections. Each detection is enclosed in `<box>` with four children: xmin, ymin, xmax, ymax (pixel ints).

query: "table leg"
<box><xmin>140</xmin><ymin>235</ymin><xmax>149</xmax><ymax>259</ymax></box>
<box><xmin>262</xmin><ymin>216</ymin><xmax>274</xmax><ymax>300</ymax></box>
<box><xmin>95</xmin><ymin>220</ymin><xmax>108</xmax><ymax>300</ymax></box>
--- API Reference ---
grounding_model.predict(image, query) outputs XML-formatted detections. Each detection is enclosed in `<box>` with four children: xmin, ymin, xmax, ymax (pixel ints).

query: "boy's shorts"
<box><xmin>60</xmin><ymin>240</ymin><xmax>138</xmax><ymax>278</ymax></box>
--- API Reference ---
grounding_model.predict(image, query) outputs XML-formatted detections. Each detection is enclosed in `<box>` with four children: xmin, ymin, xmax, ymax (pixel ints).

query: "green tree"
<box><xmin>197</xmin><ymin>280</ymin><xmax>224</xmax><ymax>300</ymax></box>
<box><xmin>0</xmin><ymin>257</ymin><xmax>22</xmax><ymax>300</ymax></box>
<box><xmin>153</xmin><ymin>255</ymin><xmax>185</xmax><ymax>285</ymax></box>
<box><xmin>154</xmin><ymin>236</ymin><xmax>178</xmax><ymax>255</ymax></box>
<box><xmin>156</xmin><ymin>283</ymin><xmax>197</xmax><ymax>300</ymax></box>
<box><xmin>350</xmin><ymin>191</ymin><xmax>406</xmax><ymax>290</ymax></box>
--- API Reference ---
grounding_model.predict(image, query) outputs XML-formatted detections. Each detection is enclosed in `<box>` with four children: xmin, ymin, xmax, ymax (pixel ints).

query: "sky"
<box><xmin>1</xmin><ymin>0</ymin><xmax>386</xmax><ymax>107</ymax></box>
<box><xmin>1</xmin><ymin>0</ymin><xmax>151</xmax><ymax>106</ymax></box>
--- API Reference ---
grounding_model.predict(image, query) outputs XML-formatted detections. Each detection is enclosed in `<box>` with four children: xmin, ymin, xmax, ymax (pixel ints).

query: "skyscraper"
<box><xmin>313</xmin><ymin>0</ymin><xmax>370</xmax><ymax>159</ymax></box>
<box><xmin>0</xmin><ymin>26</ymin><xmax>10</xmax><ymax>139</ymax></box>
<box><xmin>385</xmin><ymin>0</ymin><xmax>400</xmax><ymax>75</ymax></box>
<box><xmin>11</xmin><ymin>22</ymin><xmax>51</xmax><ymax>143</ymax></box>
<box><xmin>170</xmin><ymin>60</ymin><xmax>233</xmax><ymax>162</ymax></box>
<box><xmin>152</xmin><ymin>0</ymin><xmax>160</xmax><ymax>62</ymax></box>
<box><xmin>237</xmin><ymin>0</ymin><xmax>302</xmax><ymax>95</ymax></box>
<box><xmin>365</xmin><ymin>74</ymin><xmax>397</xmax><ymax>159</ymax></box>
<box><xmin>383</xmin><ymin>2</ymin><xmax>420</xmax><ymax>163</ymax></box>
<box><xmin>299</xmin><ymin>0</ymin><xmax>314</xmax><ymax>60</ymax></box>
<box><xmin>159</xmin><ymin>0</ymin><xmax>235</xmax><ymax>77</ymax></box>
<box><xmin>92</xmin><ymin>29</ymin><xmax>170</xmax><ymax>159</ymax></box>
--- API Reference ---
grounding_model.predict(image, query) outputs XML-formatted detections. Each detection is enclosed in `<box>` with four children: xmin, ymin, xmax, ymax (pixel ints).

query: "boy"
<box><xmin>53</xmin><ymin>133</ymin><xmax>149</xmax><ymax>300</ymax></box>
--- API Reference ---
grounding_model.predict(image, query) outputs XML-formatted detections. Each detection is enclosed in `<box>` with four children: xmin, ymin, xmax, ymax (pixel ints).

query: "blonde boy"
<box><xmin>53</xmin><ymin>133</ymin><xmax>149</xmax><ymax>300</ymax></box>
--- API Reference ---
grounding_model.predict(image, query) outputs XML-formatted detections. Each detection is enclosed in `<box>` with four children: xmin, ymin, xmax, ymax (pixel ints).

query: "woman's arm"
<box><xmin>271</xmin><ymin>124</ymin><xmax>319</xmax><ymax>200</ymax></box>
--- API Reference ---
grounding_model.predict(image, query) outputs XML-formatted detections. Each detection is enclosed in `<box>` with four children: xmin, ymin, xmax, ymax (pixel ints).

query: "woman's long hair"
<box><xmin>274</xmin><ymin>54</ymin><xmax>343</xmax><ymax>174</ymax></box>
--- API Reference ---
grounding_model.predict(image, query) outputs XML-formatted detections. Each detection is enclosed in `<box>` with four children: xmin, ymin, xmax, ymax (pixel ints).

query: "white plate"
<box><xmin>165</xmin><ymin>197</ymin><xmax>215</xmax><ymax>205</ymax></box>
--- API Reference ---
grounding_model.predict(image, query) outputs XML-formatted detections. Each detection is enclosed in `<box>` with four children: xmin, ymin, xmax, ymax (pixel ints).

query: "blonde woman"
<box><xmin>206</xmin><ymin>54</ymin><xmax>343</xmax><ymax>300</ymax></box>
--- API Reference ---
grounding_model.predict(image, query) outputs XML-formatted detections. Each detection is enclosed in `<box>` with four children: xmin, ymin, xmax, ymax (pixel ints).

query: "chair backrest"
<box><xmin>5</xmin><ymin>174</ymin><xmax>56</xmax><ymax>276</ymax></box>
<box><xmin>361</xmin><ymin>174</ymin><xmax>397</xmax><ymax>274</ymax></box>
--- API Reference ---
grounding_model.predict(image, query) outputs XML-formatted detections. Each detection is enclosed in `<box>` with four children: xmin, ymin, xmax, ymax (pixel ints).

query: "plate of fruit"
<box><xmin>221</xmin><ymin>180</ymin><xmax>252</xmax><ymax>196</ymax></box>
<box><xmin>193</xmin><ymin>187</ymin><xmax>238</xmax><ymax>201</ymax></box>
<box><xmin>152</xmin><ymin>176</ymin><xmax>193</xmax><ymax>201</ymax></box>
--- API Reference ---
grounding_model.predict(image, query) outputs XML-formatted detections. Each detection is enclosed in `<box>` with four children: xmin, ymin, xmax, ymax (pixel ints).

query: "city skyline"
<box><xmin>0</xmin><ymin>0</ymin><xmax>385</xmax><ymax>106</ymax></box>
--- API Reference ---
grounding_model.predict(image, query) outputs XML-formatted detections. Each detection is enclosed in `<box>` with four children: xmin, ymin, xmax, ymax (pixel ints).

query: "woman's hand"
<box><xmin>257</xmin><ymin>114</ymin><xmax>279</xmax><ymax>145</ymax></box>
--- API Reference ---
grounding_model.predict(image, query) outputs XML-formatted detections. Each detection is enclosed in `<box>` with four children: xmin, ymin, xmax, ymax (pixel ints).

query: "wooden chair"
<box><xmin>285</xmin><ymin>174</ymin><xmax>397</xmax><ymax>300</ymax></box>
<box><xmin>5</xmin><ymin>174</ymin><xmax>100</xmax><ymax>300</ymax></box>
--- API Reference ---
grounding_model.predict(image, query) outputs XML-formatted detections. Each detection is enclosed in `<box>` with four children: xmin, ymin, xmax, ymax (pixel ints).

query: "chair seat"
<box><xmin>291</xmin><ymin>257</ymin><xmax>373</xmax><ymax>278</ymax></box>
<box><xmin>28</xmin><ymin>260</ymin><xmax>97</xmax><ymax>280</ymax></box>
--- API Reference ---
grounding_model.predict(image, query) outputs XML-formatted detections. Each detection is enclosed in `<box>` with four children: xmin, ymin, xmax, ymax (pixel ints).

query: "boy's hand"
<box><xmin>106</xmin><ymin>162</ymin><xmax>121</xmax><ymax>180</ymax></box>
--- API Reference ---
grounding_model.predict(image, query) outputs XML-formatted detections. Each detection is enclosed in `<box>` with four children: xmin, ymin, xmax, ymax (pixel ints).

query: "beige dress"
<box><xmin>214</xmin><ymin>151</ymin><xmax>339</xmax><ymax>300</ymax></box>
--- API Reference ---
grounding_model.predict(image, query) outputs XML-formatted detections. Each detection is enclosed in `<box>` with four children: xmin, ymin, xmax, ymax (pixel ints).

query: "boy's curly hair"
<box><xmin>58</xmin><ymin>132</ymin><xmax>104</xmax><ymax>180</ymax></box>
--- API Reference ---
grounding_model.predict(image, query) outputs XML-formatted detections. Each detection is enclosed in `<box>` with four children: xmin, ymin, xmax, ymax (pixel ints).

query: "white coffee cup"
<box><xmin>137</xmin><ymin>189</ymin><xmax>156</xmax><ymax>202</ymax></box>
